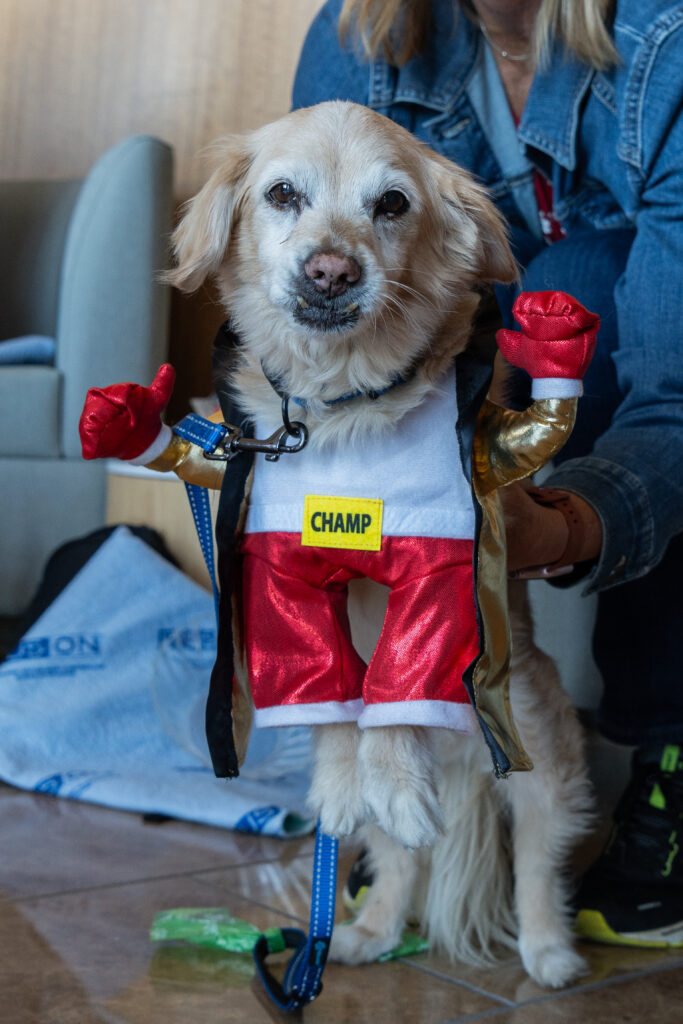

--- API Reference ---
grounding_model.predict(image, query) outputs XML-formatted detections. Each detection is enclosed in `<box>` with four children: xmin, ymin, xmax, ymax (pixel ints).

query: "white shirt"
<box><xmin>245</xmin><ymin>366</ymin><xmax>475</xmax><ymax>541</ymax></box>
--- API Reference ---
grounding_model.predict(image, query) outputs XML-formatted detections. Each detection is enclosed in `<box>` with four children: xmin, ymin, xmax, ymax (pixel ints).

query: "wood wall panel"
<box><xmin>0</xmin><ymin>0</ymin><xmax>325</xmax><ymax>404</ymax></box>
<box><xmin>0</xmin><ymin>0</ymin><xmax>325</xmax><ymax>192</ymax></box>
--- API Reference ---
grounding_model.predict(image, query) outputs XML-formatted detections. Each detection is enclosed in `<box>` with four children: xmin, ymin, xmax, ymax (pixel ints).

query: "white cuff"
<box><xmin>127</xmin><ymin>424</ymin><xmax>172</xmax><ymax>465</ymax></box>
<box><xmin>531</xmin><ymin>378</ymin><xmax>583</xmax><ymax>399</ymax></box>
<box><xmin>358</xmin><ymin>700</ymin><xmax>478</xmax><ymax>732</ymax></box>
<box><xmin>254</xmin><ymin>699</ymin><xmax>364</xmax><ymax>728</ymax></box>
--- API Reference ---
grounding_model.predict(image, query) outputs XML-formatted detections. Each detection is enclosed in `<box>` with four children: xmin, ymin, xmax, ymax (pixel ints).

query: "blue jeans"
<box><xmin>498</xmin><ymin>228</ymin><xmax>683</xmax><ymax>746</ymax></box>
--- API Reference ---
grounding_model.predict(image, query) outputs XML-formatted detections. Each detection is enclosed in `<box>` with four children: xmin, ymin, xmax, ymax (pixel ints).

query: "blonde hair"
<box><xmin>339</xmin><ymin>0</ymin><xmax>618</xmax><ymax>70</ymax></box>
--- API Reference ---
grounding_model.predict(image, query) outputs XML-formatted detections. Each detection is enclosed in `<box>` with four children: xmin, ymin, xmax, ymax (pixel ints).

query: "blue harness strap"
<box><xmin>171</xmin><ymin>414</ymin><xmax>339</xmax><ymax>1012</ymax></box>
<box><xmin>172</xmin><ymin>412</ymin><xmax>229</xmax><ymax>453</ymax></box>
<box><xmin>172</xmin><ymin>414</ymin><xmax>225</xmax><ymax>618</ymax></box>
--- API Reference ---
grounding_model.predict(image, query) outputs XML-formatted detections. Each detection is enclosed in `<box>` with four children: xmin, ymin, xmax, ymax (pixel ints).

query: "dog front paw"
<box><xmin>520</xmin><ymin>939</ymin><xmax>589</xmax><ymax>989</ymax></box>
<box><xmin>364</xmin><ymin>776</ymin><xmax>444</xmax><ymax>849</ymax></box>
<box><xmin>315</xmin><ymin>794</ymin><xmax>368</xmax><ymax>838</ymax></box>
<box><xmin>358</xmin><ymin>727</ymin><xmax>444</xmax><ymax>849</ymax></box>
<box><xmin>309</xmin><ymin>723</ymin><xmax>368</xmax><ymax>837</ymax></box>
<box><xmin>308</xmin><ymin>772</ymin><xmax>368</xmax><ymax>836</ymax></box>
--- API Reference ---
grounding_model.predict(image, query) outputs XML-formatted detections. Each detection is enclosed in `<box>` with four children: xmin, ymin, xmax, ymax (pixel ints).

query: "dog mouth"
<box><xmin>292</xmin><ymin>295</ymin><xmax>362</xmax><ymax>333</ymax></box>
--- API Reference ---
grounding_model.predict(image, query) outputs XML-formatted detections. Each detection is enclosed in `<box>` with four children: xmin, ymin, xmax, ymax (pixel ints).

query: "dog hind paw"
<box><xmin>329</xmin><ymin>923</ymin><xmax>400</xmax><ymax>965</ymax></box>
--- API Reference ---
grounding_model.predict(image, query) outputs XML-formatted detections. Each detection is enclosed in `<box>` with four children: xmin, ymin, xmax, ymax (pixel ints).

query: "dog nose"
<box><xmin>304</xmin><ymin>252</ymin><xmax>361</xmax><ymax>297</ymax></box>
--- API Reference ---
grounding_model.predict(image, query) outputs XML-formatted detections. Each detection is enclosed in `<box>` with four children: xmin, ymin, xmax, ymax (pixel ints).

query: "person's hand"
<box><xmin>496</xmin><ymin>290</ymin><xmax>599</xmax><ymax>382</ymax></box>
<box><xmin>79</xmin><ymin>364</ymin><xmax>175</xmax><ymax>461</ymax></box>
<box><xmin>500</xmin><ymin>481</ymin><xmax>603</xmax><ymax>578</ymax></box>
<box><xmin>500</xmin><ymin>482</ymin><xmax>568</xmax><ymax>577</ymax></box>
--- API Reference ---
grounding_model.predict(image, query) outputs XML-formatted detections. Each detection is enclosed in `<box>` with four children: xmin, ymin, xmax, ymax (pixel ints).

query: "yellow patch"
<box><xmin>301</xmin><ymin>495</ymin><xmax>383</xmax><ymax>551</ymax></box>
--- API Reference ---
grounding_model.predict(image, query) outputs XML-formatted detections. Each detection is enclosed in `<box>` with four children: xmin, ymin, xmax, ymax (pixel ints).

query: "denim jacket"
<box><xmin>293</xmin><ymin>0</ymin><xmax>683</xmax><ymax>593</ymax></box>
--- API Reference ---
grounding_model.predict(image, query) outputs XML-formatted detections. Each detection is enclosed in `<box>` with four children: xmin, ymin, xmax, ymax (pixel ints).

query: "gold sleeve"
<box><xmin>473</xmin><ymin>397</ymin><xmax>577</xmax><ymax>497</ymax></box>
<box><xmin>144</xmin><ymin>434</ymin><xmax>227</xmax><ymax>491</ymax></box>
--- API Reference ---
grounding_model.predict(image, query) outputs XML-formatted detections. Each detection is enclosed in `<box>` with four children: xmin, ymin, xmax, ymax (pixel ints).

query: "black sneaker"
<box><xmin>342</xmin><ymin>849</ymin><xmax>374</xmax><ymax>913</ymax></box>
<box><xmin>575</xmin><ymin>744</ymin><xmax>683</xmax><ymax>947</ymax></box>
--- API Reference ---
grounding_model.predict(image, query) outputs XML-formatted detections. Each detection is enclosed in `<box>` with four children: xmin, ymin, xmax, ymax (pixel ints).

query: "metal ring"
<box><xmin>277</xmin><ymin>421</ymin><xmax>309</xmax><ymax>453</ymax></box>
<box><xmin>282</xmin><ymin>396</ymin><xmax>303</xmax><ymax>438</ymax></box>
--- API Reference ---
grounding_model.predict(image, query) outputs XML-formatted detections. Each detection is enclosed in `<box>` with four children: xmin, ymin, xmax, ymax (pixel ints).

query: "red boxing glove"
<box><xmin>496</xmin><ymin>291</ymin><xmax>599</xmax><ymax>380</ymax></box>
<box><xmin>79</xmin><ymin>364</ymin><xmax>175</xmax><ymax>460</ymax></box>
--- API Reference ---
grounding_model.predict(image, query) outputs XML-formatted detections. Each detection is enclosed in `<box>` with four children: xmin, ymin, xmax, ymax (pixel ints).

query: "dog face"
<box><xmin>169</xmin><ymin>101</ymin><xmax>516</xmax><ymax>420</ymax></box>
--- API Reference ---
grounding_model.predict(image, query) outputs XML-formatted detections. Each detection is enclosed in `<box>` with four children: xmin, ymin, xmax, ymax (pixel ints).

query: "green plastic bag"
<box><xmin>150</xmin><ymin>908</ymin><xmax>429</xmax><ymax>961</ymax></box>
<box><xmin>150</xmin><ymin>908</ymin><xmax>286</xmax><ymax>955</ymax></box>
<box><xmin>377</xmin><ymin>929</ymin><xmax>429</xmax><ymax>960</ymax></box>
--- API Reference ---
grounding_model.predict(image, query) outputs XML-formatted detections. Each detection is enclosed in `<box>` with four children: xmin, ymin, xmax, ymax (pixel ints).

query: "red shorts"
<box><xmin>241</xmin><ymin>532</ymin><xmax>480</xmax><ymax>731</ymax></box>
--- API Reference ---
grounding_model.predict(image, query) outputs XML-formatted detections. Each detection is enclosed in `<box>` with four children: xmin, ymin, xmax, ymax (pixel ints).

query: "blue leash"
<box><xmin>253</xmin><ymin>824</ymin><xmax>338</xmax><ymax>1010</ymax></box>
<box><xmin>172</xmin><ymin>413</ymin><xmax>339</xmax><ymax>1011</ymax></box>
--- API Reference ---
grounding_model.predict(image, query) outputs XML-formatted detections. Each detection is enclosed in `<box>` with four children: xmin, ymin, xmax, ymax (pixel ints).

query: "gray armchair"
<box><xmin>0</xmin><ymin>135</ymin><xmax>174</xmax><ymax>613</ymax></box>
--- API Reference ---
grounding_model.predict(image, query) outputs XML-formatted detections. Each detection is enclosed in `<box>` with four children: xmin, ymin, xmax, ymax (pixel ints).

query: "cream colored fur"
<box><xmin>169</xmin><ymin>101</ymin><xmax>594</xmax><ymax>989</ymax></box>
<box><xmin>338</xmin><ymin>580</ymin><xmax>594</xmax><ymax>988</ymax></box>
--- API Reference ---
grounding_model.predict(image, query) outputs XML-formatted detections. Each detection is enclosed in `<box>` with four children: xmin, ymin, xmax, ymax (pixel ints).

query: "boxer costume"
<box><xmin>242</xmin><ymin>365</ymin><xmax>482</xmax><ymax>732</ymax></box>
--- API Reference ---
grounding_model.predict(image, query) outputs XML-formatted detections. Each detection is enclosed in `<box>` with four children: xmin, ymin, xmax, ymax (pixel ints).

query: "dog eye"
<box><xmin>267</xmin><ymin>182</ymin><xmax>299</xmax><ymax>208</ymax></box>
<box><xmin>374</xmin><ymin>190</ymin><xmax>410</xmax><ymax>219</ymax></box>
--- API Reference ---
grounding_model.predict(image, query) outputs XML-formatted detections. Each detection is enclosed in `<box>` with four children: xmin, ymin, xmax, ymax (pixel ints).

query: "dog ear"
<box><xmin>165</xmin><ymin>136</ymin><xmax>253</xmax><ymax>293</ymax></box>
<box><xmin>427</xmin><ymin>152</ymin><xmax>519</xmax><ymax>286</ymax></box>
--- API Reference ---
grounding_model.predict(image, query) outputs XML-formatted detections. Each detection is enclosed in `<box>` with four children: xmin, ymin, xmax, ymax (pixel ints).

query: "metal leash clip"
<box><xmin>204</xmin><ymin>398</ymin><xmax>308</xmax><ymax>463</ymax></box>
<box><xmin>229</xmin><ymin>421</ymin><xmax>308</xmax><ymax>462</ymax></box>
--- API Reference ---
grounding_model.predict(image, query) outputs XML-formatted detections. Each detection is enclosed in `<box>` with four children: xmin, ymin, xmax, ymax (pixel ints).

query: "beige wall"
<box><xmin>0</xmin><ymin>0</ymin><xmax>324</xmax><ymax>406</ymax></box>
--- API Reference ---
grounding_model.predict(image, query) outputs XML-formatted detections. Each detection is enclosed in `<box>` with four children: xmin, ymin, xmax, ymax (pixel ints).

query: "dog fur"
<box><xmin>168</xmin><ymin>101</ymin><xmax>594</xmax><ymax>989</ymax></box>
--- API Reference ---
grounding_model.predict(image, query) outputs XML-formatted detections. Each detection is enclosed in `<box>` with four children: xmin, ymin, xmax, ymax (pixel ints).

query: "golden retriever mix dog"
<box><xmin>168</xmin><ymin>101</ymin><xmax>593</xmax><ymax>988</ymax></box>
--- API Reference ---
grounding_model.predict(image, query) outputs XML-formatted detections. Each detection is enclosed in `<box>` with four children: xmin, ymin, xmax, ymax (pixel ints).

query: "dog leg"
<box><xmin>506</xmin><ymin>764</ymin><xmax>590</xmax><ymax>988</ymax></box>
<box><xmin>308</xmin><ymin>723</ymin><xmax>369</xmax><ymax>837</ymax></box>
<box><xmin>330</xmin><ymin>825</ymin><xmax>419</xmax><ymax>964</ymax></box>
<box><xmin>506</xmin><ymin>581</ymin><xmax>594</xmax><ymax>989</ymax></box>
<box><xmin>423</xmin><ymin>736</ymin><xmax>518</xmax><ymax>965</ymax></box>
<box><xmin>358</xmin><ymin>726</ymin><xmax>444</xmax><ymax>849</ymax></box>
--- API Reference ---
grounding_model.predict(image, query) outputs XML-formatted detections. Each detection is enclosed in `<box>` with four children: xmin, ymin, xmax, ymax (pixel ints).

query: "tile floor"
<box><xmin>1</xmin><ymin>779</ymin><xmax>682</xmax><ymax>1024</ymax></box>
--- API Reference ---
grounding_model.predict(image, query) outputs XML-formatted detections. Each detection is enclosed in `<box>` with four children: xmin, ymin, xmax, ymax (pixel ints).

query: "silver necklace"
<box><xmin>479</xmin><ymin>20</ymin><xmax>531</xmax><ymax>63</ymax></box>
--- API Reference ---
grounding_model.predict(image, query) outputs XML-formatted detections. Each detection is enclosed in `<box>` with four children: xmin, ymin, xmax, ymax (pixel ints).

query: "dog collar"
<box><xmin>260</xmin><ymin>361</ymin><xmax>417</xmax><ymax>409</ymax></box>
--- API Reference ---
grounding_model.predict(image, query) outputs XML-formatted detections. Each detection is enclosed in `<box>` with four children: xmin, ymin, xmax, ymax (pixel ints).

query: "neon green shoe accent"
<box><xmin>662</xmin><ymin>830</ymin><xmax>679</xmax><ymax>878</ymax></box>
<box><xmin>575</xmin><ymin>909</ymin><xmax>683</xmax><ymax>949</ymax></box>
<box><xmin>650</xmin><ymin>782</ymin><xmax>667</xmax><ymax>810</ymax></box>
<box><xmin>660</xmin><ymin>744</ymin><xmax>681</xmax><ymax>773</ymax></box>
<box><xmin>575</xmin><ymin>909</ymin><xmax>668</xmax><ymax>948</ymax></box>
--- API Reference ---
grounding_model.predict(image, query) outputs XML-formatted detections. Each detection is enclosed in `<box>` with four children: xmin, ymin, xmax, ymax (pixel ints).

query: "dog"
<box><xmin>167</xmin><ymin>100</ymin><xmax>594</xmax><ymax>989</ymax></box>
